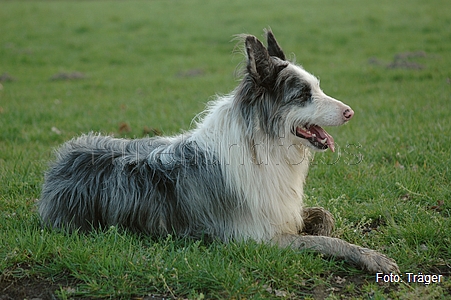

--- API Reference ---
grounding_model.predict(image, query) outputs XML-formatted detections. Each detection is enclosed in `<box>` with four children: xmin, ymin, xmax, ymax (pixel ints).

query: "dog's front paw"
<box><xmin>357</xmin><ymin>247</ymin><xmax>399</xmax><ymax>274</ymax></box>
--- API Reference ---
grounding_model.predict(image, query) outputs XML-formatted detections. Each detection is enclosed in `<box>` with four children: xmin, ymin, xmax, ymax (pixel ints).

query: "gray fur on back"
<box><xmin>39</xmin><ymin>133</ymin><xmax>240</xmax><ymax>240</ymax></box>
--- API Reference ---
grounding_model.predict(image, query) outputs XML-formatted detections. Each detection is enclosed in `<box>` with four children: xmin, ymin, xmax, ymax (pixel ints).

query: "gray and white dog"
<box><xmin>39</xmin><ymin>29</ymin><xmax>399</xmax><ymax>274</ymax></box>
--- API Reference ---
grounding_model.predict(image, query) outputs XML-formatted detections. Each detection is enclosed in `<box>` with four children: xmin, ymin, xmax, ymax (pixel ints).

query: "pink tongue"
<box><xmin>296</xmin><ymin>125</ymin><xmax>335</xmax><ymax>152</ymax></box>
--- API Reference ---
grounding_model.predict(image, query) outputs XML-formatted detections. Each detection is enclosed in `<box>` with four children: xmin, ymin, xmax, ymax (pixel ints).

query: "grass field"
<box><xmin>1</xmin><ymin>0</ymin><xmax>450</xmax><ymax>298</ymax></box>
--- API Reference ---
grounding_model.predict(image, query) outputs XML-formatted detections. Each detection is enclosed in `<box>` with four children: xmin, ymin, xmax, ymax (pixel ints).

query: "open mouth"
<box><xmin>295</xmin><ymin>125</ymin><xmax>335</xmax><ymax>152</ymax></box>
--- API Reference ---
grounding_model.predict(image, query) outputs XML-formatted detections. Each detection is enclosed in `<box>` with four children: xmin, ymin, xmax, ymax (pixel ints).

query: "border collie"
<box><xmin>39</xmin><ymin>29</ymin><xmax>399</xmax><ymax>273</ymax></box>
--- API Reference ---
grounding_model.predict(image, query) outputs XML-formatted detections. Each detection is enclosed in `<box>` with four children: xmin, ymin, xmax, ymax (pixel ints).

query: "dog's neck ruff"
<box><xmin>192</xmin><ymin>94</ymin><xmax>311</xmax><ymax>241</ymax></box>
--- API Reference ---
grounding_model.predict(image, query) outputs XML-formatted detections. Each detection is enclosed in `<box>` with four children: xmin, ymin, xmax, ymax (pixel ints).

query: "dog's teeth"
<box><xmin>312</xmin><ymin>133</ymin><xmax>316</xmax><ymax>137</ymax></box>
<box><xmin>320</xmin><ymin>138</ymin><xmax>327</xmax><ymax>144</ymax></box>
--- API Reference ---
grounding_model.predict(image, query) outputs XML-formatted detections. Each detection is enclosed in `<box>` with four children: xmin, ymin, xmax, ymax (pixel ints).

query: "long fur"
<box><xmin>39</xmin><ymin>30</ymin><xmax>399</xmax><ymax>273</ymax></box>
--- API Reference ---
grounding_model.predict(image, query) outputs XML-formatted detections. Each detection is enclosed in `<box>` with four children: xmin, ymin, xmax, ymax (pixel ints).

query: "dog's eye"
<box><xmin>284</xmin><ymin>78</ymin><xmax>312</xmax><ymax>104</ymax></box>
<box><xmin>299</xmin><ymin>91</ymin><xmax>312</xmax><ymax>104</ymax></box>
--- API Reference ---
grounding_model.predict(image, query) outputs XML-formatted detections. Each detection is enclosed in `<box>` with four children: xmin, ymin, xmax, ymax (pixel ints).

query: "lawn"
<box><xmin>1</xmin><ymin>0</ymin><xmax>450</xmax><ymax>298</ymax></box>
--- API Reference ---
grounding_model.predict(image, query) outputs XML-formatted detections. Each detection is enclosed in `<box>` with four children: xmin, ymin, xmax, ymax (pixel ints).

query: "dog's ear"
<box><xmin>245</xmin><ymin>35</ymin><xmax>271</xmax><ymax>85</ymax></box>
<box><xmin>245</xmin><ymin>35</ymin><xmax>286</xmax><ymax>88</ymax></box>
<box><xmin>265</xmin><ymin>29</ymin><xmax>286</xmax><ymax>61</ymax></box>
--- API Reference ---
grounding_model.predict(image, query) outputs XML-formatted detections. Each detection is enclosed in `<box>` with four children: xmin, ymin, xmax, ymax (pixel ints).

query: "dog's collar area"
<box><xmin>295</xmin><ymin>125</ymin><xmax>335</xmax><ymax>152</ymax></box>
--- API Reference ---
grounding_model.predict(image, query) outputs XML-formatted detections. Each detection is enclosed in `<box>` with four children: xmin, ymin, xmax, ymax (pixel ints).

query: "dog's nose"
<box><xmin>343</xmin><ymin>108</ymin><xmax>354</xmax><ymax>120</ymax></box>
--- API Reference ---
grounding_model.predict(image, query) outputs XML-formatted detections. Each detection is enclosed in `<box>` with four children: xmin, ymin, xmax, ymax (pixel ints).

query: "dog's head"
<box><xmin>237</xmin><ymin>29</ymin><xmax>353</xmax><ymax>152</ymax></box>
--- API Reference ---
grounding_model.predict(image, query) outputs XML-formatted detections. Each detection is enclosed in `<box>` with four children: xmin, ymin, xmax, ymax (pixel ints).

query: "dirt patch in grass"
<box><xmin>368</xmin><ymin>51</ymin><xmax>428</xmax><ymax>70</ymax></box>
<box><xmin>0</xmin><ymin>275</ymin><xmax>168</xmax><ymax>300</ymax></box>
<box><xmin>49</xmin><ymin>72</ymin><xmax>86</xmax><ymax>81</ymax></box>
<box><xmin>0</xmin><ymin>276</ymin><xmax>65</xmax><ymax>300</ymax></box>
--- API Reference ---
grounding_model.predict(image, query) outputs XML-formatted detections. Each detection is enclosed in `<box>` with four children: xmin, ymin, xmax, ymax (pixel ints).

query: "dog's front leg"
<box><xmin>273</xmin><ymin>234</ymin><xmax>399</xmax><ymax>274</ymax></box>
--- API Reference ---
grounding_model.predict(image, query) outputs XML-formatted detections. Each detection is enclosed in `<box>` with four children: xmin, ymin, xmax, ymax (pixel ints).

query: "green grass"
<box><xmin>1</xmin><ymin>0</ymin><xmax>450</xmax><ymax>298</ymax></box>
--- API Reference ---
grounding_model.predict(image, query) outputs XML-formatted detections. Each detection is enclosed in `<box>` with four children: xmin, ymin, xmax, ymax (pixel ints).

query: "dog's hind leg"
<box><xmin>301</xmin><ymin>207</ymin><xmax>335</xmax><ymax>236</ymax></box>
<box><xmin>274</xmin><ymin>234</ymin><xmax>399</xmax><ymax>274</ymax></box>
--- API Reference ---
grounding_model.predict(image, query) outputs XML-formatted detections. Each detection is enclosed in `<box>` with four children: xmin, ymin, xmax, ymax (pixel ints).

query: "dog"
<box><xmin>39</xmin><ymin>29</ymin><xmax>399</xmax><ymax>274</ymax></box>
